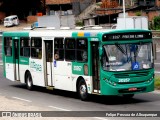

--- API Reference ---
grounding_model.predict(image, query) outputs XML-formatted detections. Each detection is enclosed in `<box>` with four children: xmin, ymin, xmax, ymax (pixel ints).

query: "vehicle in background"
<box><xmin>4</xmin><ymin>15</ymin><xmax>19</xmax><ymax>27</ymax></box>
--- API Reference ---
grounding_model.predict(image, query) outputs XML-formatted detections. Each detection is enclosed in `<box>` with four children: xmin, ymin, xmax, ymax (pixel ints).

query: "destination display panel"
<box><xmin>102</xmin><ymin>32</ymin><xmax>152</xmax><ymax>41</ymax></box>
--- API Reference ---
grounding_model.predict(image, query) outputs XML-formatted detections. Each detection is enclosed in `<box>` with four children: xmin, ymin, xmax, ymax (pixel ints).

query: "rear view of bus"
<box><xmin>99</xmin><ymin>30</ymin><xmax>154</xmax><ymax>98</ymax></box>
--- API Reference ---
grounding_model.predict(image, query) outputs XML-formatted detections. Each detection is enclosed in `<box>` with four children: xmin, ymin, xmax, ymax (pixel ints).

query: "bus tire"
<box><xmin>123</xmin><ymin>94</ymin><xmax>134</xmax><ymax>99</ymax></box>
<box><xmin>26</xmin><ymin>73</ymin><xmax>34</xmax><ymax>90</ymax></box>
<box><xmin>78</xmin><ymin>79</ymin><xmax>88</xmax><ymax>101</ymax></box>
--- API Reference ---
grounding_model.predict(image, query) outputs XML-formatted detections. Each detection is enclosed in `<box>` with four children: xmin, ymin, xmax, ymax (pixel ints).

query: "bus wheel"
<box><xmin>123</xmin><ymin>94</ymin><xmax>134</xmax><ymax>99</ymax></box>
<box><xmin>26</xmin><ymin>73</ymin><xmax>33</xmax><ymax>90</ymax></box>
<box><xmin>78</xmin><ymin>80</ymin><xmax>88</xmax><ymax>101</ymax></box>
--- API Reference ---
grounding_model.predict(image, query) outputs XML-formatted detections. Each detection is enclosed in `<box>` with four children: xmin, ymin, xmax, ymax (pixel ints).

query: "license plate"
<box><xmin>128</xmin><ymin>88</ymin><xmax>137</xmax><ymax>91</ymax></box>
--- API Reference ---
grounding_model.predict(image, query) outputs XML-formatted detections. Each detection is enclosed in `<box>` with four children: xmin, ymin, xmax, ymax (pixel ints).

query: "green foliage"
<box><xmin>155</xmin><ymin>77</ymin><xmax>160</xmax><ymax>90</ymax></box>
<box><xmin>135</xmin><ymin>11</ymin><xmax>141</xmax><ymax>16</ymax></box>
<box><xmin>153</xmin><ymin>16</ymin><xmax>160</xmax><ymax>30</ymax></box>
<box><xmin>96</xmin><ymin>2</ymin><xmax>102</xmax><ymax>6</ymax></box>
<box><xmin>76</xmin><ymin>21</ymin><xmax>83</xmax><ymax>26</ymax></box>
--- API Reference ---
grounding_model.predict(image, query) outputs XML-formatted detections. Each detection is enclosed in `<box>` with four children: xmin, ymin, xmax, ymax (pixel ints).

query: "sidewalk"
<box><xmin>0</xmin><ymin>95</ymin><xmax>86</xmax><ymax>120</ymax></box>
<box><xmin>0</xmin><ymin>95</ymin><xmax>52</xmax><ymax>120</ymax></box>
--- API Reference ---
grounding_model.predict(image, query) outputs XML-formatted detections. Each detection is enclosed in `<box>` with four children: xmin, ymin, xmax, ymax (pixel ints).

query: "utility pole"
<box><xmin>123</xmin><ymin>0</ymin><xmax>126</xmax><ymax>29</ymax></box>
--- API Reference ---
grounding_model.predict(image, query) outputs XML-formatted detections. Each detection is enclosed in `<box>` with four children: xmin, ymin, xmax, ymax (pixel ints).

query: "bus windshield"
<box><xmin>102</xmin><ymin>42</ymin><xmax>153</xmax><ymax>71</ymax></box>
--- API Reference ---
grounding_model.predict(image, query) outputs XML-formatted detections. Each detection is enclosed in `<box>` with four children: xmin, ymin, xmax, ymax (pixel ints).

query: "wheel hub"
<box><xmin>80</xmin><ymin>85</ymin><xmax>86</xmax><ymax>95</ymax></box>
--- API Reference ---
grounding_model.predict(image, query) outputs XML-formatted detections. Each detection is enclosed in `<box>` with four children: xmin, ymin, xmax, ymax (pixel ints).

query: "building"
<box><xmin>90</xmin><ymin>0</ymin><xmax>158</xmax><ymax>25</ymax></box>
<box><xmin>0</xmin><ymin>0</ymin><xmax>159</xmax><ymax>24</ymax></box>
<box><xmin>46</xmin><ymin>0</ymin><xmax>95</xmax><ymax>16</ymax></box>
<box><xmin>0</xmin><ymin>0</ymin><xmax>43</xmax><ymax>21</ymax></box>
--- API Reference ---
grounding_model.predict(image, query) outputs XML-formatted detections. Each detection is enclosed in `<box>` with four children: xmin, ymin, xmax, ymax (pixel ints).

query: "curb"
<box><xmin>153</xmin><ymin>90</ymin><xmax>160</xmax><ymax>94</ymax></box>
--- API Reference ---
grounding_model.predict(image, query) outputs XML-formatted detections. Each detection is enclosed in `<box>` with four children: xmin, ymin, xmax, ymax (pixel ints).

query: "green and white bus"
<box><xmin>2</xmin><ymin>29</ymin><xmax>154</xmax><ymax>100</ymax></box>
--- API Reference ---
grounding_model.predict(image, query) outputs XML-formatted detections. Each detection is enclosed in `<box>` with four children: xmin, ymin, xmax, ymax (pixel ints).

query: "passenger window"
<box><xmin>65</xmin><ymin>38</ymin><xmax>75</xmax><ymax>61</ymax></box>
<box><xmin>54</xmin><ymin>38</ymin><xmax>64</xmax><ymax>60</ymax></box>
<box><xmin>4</xmin><ymin>37</ymin><xmax>12</xmax><ymax>56</ymax></box>
<box><xmin>76</xmin><ymin>38</ymin><xmax>88</xmax><ymax>62</ymax></box>
<box><xmin>31</xmin><ymin>37</ymin><xmax>42</xmax><ymax>59</ymax></box>
<box><xmin>20</xmin><ymin>37</ymin><xmax>30</xmax><ymax>57</ymax></box>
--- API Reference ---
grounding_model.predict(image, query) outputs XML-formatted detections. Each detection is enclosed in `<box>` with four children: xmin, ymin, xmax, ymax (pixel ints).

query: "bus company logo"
<box><xmin>30</xmin><ymin>61</ymin><xmax>42</xmax><ymax>71</ymax></box>
<box><xmin>20</xmin><ymin>60</ymin><xmax>28</xmax><ymax>63</ymax></box>
<box><xmin>73</xmin><ymin>66</ymin><xmax>82</xmax><ymax>71</ymax></box>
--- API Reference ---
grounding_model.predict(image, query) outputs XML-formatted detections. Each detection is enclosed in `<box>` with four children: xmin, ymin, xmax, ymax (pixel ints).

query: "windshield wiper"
<box><xmin>115</xmin><ymin>43</ymin><xmax>127</xmax><ymax>55</ymax></box>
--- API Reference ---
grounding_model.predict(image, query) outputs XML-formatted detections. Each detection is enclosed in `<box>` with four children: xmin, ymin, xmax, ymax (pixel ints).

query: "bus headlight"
<box><xmin>105</xmin><ymin>79</ymin><xmax>116</xmax><ymax>86</ymax></box>
<box><xmin>148</xmin><ymin>76</ymin><xmax>154</xmax><ymax>83</ymax></box>
<box><xmin>111</xmin><ymin>81</ymin><xmax>116</xmax><ymax>86</ymax></box>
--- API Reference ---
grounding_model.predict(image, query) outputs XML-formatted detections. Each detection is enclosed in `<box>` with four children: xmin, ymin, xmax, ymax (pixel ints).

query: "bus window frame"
<box><xmin>20</xmin><ymin>37</ymin><xmax>30</xmax><ymax>58</ymax></box>
<box><xmin>76</xmin><ymin>38</ymin><xmax>88</xmax><ymax>62</ymax></box>
<box><xmin>4</xmin><ymin>37</ymin><xmax>12</xmax><ymax>56</ymax></box>
<box><xmin>31</xmin><ymin>37</ymin><xmax>42</xmax><ymax>59</ymax></box>
<box><xmin>54</xmin><ymin>37</ymin><xmax>64</xmax><ymax>61</ymax></box>
<box><xmin>65</xmin><ymin>37</ymin><xmax>76</xmax><ymax>62</ymax></box>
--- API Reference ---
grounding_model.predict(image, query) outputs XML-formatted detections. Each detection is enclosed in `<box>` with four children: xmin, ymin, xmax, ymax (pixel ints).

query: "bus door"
<box><xmin>44</xmin><ymin>40</ymin><xmax>53</xmax><ymax>86</ymax></box>
<box><xmin>13</xmin><ymin>39</ymin><xmax>20</xmax><ymax>81</ymax></box>
<box><xmin>91</xmin><ymin>42</ymin><xmax>100</xmax><ymax>93</ymax></box>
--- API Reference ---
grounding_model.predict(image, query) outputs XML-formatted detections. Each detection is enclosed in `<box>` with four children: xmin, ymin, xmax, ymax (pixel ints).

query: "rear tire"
<box><xmin>26</xmin><ymin>73</ymin><xmax>34</xmax><ymax>90</ymax></box>
<box><xmin>78</xmin><ymin>80</ymin><xmax>88</xmax><ymax>101</ymax></box>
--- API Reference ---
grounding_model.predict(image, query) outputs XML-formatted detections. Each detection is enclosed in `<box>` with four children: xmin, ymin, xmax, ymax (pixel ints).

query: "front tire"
<box><xmin>78</xmin><ymin>80</ymin><xmax>88</xmax><ymax>101</ymax></box>
<box><xmin>26</xmin><ymin>73</ymin><xmax>34</xmax><ymax>90</ymax></box>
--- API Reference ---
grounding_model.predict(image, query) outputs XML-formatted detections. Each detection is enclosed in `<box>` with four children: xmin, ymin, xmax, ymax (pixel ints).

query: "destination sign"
<box><xmin>102</xmin><ymin>32</ymin><xmax>152</xmax><ymax>41</ymax></box>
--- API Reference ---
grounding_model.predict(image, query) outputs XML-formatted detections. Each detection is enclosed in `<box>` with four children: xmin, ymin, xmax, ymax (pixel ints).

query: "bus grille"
<box><xmin>118</xmin><ymin>81</ymin><xmax>146</xmax><ymax>84</ymax></box>
<box><xmin>114</xmin><ymin>72</ymin><xmax>150</xmax><ymax>78</ymax></box>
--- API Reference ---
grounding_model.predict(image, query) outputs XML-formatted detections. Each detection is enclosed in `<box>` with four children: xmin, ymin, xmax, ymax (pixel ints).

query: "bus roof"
<box><xmin>3</xmin><ymin>29</ymin><xmax>151</xmax><ymax>38</ymax></box>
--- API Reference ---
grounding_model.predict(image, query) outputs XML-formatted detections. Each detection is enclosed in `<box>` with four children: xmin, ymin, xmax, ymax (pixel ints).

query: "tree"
<box><xmin>153</xmin><ymin>16</ymin><xmax>160</xmax><ymax>30</ymax></box>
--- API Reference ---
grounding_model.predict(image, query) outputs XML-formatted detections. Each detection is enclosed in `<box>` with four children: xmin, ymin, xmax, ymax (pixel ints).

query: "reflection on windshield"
<box><xmin>102</xmin><ymin>43</ymin><xmax>153</xmax><ymax>71</ymax></box>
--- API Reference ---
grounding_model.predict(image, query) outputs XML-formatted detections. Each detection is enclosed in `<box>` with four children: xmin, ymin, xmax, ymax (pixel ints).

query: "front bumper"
<box><xmin>100</xmin><ymin>79</ymin><xmax>154</xmax><ymax>95</ymax></box>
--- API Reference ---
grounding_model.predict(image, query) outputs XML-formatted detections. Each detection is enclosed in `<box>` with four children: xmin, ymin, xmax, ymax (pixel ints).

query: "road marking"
<box><xmin>48</xmin><ymin>106</ymin><xmax>71</xmax><ymax>111</ymax></box>
<box><xmin>48</xmin><ymin>107</ymin><xmax>108</xmax><ymax>120</ymax></box>
<box><xmin>12</xmin><ymin>96</ymin><xmax>32</xmax><ymax>102</ymax></box>
<box><xmin>94</xmin><ymin>117</ymin><xmax>109</xmax><ymax>120</ymax></box>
